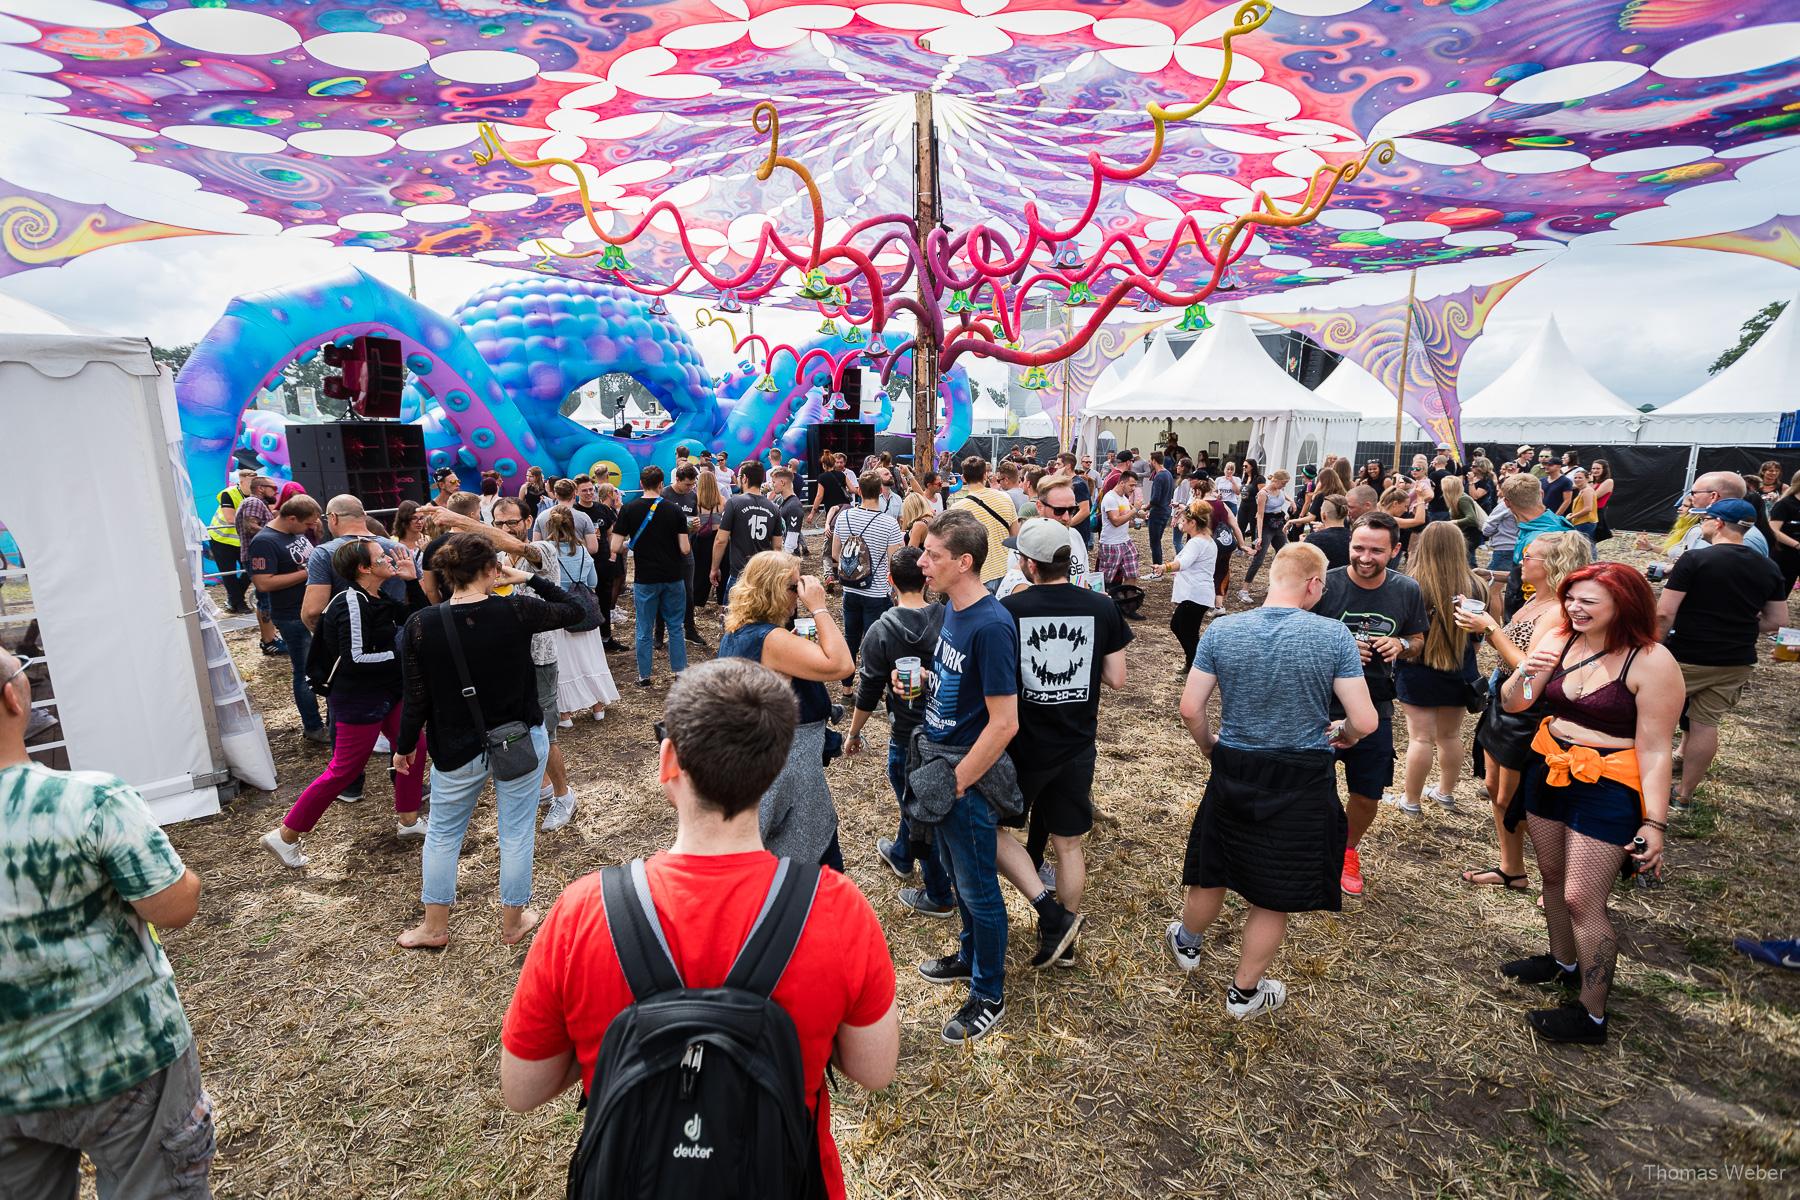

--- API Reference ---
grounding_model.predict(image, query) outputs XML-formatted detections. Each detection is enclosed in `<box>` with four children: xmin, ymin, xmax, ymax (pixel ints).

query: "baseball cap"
<box><xmin>1691</xmin><ymin>498</ymin><xmax>1756</xmax><ymax>528</ymax></box>
<box><xmin>433</xmin><ymin>466</ymin><xmax>457</xmax><ymax>482</ymax></box>
<box><xmin>1003</xmin><ymin>518</ymin><xmax>1072</xmax><ymax>564</ymax></box>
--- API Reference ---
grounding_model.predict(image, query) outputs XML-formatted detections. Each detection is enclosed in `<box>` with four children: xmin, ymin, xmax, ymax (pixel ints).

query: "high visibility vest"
<box><xmin>209</xmin><ymin>486</ymin><xmax>245</xmax><ymax>547</ymax></box>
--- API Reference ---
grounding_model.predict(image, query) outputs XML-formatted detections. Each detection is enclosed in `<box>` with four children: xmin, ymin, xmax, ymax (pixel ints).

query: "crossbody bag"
<box><xmin>436</xmin><ymin>601</ymin><xmax>539</xmax><ymax>781</ymax></box>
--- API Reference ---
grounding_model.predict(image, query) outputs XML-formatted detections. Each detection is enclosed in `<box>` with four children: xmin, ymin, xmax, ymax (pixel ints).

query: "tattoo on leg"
<box><xmin>1584</xmin><ymin>937</ymin><xmax>1616</xmax><ymax>994</ymax></box>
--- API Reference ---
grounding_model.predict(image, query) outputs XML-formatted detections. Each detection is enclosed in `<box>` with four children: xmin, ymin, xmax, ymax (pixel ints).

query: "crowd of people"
<box><xmin>5</xmin><ymin>434</ymin><xmax>1795</xmax><ymax>1197</ymax></box>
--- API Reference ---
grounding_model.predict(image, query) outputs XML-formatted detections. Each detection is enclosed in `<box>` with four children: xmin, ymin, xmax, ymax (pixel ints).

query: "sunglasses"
<box><xmin>1045</xmin><ymin>503</ymin><xmax>1079</xmax><ymax>516</ymax></box>
<box><xmin>1</xmin><ymin>654</ymin><xmax>33</xmax><ymax>689</ymax></box>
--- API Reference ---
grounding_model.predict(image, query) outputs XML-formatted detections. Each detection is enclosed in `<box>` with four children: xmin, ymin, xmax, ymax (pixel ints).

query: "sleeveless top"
<box><xmin>1569</xmin><ymin>488</ymin><xmax>1598</xmax><ymax>525</ymax></box>
<box><xmin>1544</xmin><ymin>640</ymin><xmax>1639</xmax><ymax>740</ymax></box>
<box><xmin>716</xmin><ymin>622</ymin><xmax>832</xmax><ymax>723</ymax></box>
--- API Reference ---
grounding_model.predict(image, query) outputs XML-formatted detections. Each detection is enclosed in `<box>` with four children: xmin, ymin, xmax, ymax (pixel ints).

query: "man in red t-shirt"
<box><xmin>500</xmin><ymin>659</ymin><xmax>899</xmax><ymax>1197</ymax></box>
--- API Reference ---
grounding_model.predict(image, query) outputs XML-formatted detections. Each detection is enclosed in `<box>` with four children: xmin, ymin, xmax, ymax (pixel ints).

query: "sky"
<box><xmin>0</xmin><ymin>231</ymin><xmax>1793</xmax><ymax>408</ymax></box>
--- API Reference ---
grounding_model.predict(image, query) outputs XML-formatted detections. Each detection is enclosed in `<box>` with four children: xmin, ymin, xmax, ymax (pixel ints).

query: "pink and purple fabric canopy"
<box><xmin>3</xmin><ymin>0</ymin><xmax>1798</xmax><ymax>300</ymax></box>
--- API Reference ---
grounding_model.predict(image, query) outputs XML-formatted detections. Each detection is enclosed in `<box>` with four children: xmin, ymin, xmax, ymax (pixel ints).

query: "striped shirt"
<box><xmin>832</xmin><ymin>506</ymin><xmax>905</xmax><ymax>598</ymax></box>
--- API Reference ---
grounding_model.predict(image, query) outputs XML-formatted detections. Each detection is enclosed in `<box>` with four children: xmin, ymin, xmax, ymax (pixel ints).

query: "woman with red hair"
<box><xmin>1496</xmin><ymin>562</ymin><xmax>1681</xmax><ymax>1043</ymax></box>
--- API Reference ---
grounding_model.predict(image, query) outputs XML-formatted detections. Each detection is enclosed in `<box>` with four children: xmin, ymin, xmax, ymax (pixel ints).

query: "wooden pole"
<box><xmin>1058</xmin><ymin>304</ymin><xmax>1073</xmax><ymax>450</ymax></box>
<box><xmin>1392</xmin><ymin>269</ymin><xmax>1416</xmax><ymax>477</ymax></box>
<box><xmin>912</xmin><ymin>90</ymin><xmax>939</xmax><ymax>468</ymax></box>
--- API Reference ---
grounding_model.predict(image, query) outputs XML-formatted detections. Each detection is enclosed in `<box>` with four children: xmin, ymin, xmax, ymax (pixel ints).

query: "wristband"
<box><xmin>1642</xmin><ymin>818</ymin><xmax>1668</xmax><ymax>832</ymax></box>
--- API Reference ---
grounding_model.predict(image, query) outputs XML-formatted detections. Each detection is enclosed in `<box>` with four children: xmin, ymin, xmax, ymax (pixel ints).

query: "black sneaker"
<box><xmin>1501</xmin><ymin>954</ymin><xmax>1579</xmax><ymax>989</ymax></box>
<box><xmin>636</xmin><ymin>678</ymin><xmax>653</xmax><ymax>688</ymax></box>
<box><xmin>918</xmin><ymin>954</ymin><xmax>972</xmax><ymax>985</ymax></box>
<box><xmin>1527</xmin><ymin>1002</ymin><xmax>1607</xmax><ymax>1045</ymax></box>
<box><xmin>899</xmin><ymin>887</ymin><xmax>955</xmax><ymax>917</ymax></box>
<box><xmin>1055</xmin><ymin>943</ymin><xmax>1077</xmax><ymax>969</ymax></box>
<box><xmin>1029</xmin><ymin>906</ymin><xmax>1084</xmax><ymax>969</ymax></box>
<box><xmin>684</xmin><ymin>630</ymin><xmax>708</xmax><ymax>647</ymax></box>
<box><xmin>942</xmin><ymin>995</ymin><xmax>1005</xmax><ymax>1044</ymax></box>
<box><xmin>602</xmin><ymin>640</ymin><xmax>628</xmax><ymax>653</ymax></box>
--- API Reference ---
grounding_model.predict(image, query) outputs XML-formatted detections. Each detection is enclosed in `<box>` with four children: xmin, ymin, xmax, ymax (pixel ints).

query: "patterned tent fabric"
<box><xmin>2</xmin><ymin>0</ymin><xmax>1798</xmax><ymax>301</ymax></box>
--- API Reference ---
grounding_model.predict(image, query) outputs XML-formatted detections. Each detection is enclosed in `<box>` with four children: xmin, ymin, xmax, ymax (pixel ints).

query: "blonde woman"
<box><xmin>691</xmin><ymin>469</ymin><xmax>726</xmax><ymax>607</ymax></box>
<box><xmin>1566</xmin><ymin>468</ymin><xmax>1599</xmax><ymax>545</ymax></box>
<box><xmin>1240</xmin><ymin>469</ymin><xmax>1292</xmax><ymax>596</ymax></box>
<box><xmin>1457</xmin><ymin>531</ymin><xmax>1592</xmax><ymax>889</ymax></box>
<box><xmin>543</xmin><ymin>508</ymin><xmax>617</xmax><ymax>729</ymax></box>
<box><xmin>1441</xmin><ymin>474</ymin><xmax>1484</xmax><ymax>565</ymax></box>
<box><xmin>901</xmin><ymin>489</ymin><xmax>934</xmax><ymax>548</ymax></box>
<box><xmin>1392</xmin><ymin>521</ymin><xmax>1485</xmax><ymax>816</ymax></box>
<box><xmin>717</xmin><ymin>551</ymin><xmax>855</xmax><ymax>868</ymax></box>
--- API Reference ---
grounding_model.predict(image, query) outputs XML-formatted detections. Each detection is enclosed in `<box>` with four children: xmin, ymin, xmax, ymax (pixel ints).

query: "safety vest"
<box><xmin>209</xmin><ymin>486</ymin><xmax>245</xmax><ymax>547</ymax></box>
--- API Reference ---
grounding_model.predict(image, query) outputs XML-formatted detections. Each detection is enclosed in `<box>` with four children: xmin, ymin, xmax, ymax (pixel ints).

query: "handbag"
<box><xmin>436</xmin><ymin>602</ymin><xmax>540</xmax><ymax>782</ymax></box>
<box><xmin>1462</xmin><ymin>670</ymin><xmax>1490</xmax><ymax>715</ymax></box>
<box><xmin>556</xmin><ymin>546</ymin><xmax>603</xmax><ymax>633</ymax></box>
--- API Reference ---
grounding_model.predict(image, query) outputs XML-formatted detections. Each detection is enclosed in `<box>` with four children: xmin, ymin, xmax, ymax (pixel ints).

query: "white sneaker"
<box><xmin>1237</xmin><ymin>589</ymin><xmax>1252</xmax><ymax>603</ymax></box>
<box><xmin>260</xmin><ymin>829</ymin><xmax>308</xmax><ymax>869</ymax></box>
<box><xmin>1387</xmin><ymin>793</ymin><xmax>1423</xmax><ymax>817</ymax></box>
<box><xmin>1426</xmin><ymin>786</ymin><xmax>1457</xmax><ymax>812</ymax></box>
<box><xmin>557</xmin><ymin>717</ymin><xmax>574</xmax><ymax>729</ymax></box>
<box><xmin>373</xmin><ymin>734</ymin><xmax>392</xmax><ymax>754</ymax></box>
<box><xmin>1166</xmin><ymin>920</ymin><xmax>1204</xmax><ymax>972</ymax></box>
<box><xmin>591</xmin><ymin>709</ymin><xmax>605</xmax><ymax>722</ymax></box>
<box><xmin>541</xmin><ymin>792</ymin><xmax>576</xmax><ymax>832</ymax></box>
<box><xmin>1226</xmin><ymin>979</ymin><xmax>1287</xmax><ymax>1020</ymax></box>
<box><xmin>396</xmin><ymin>818</ymin><xmax>426</xmax><ymax>840</ymax></box>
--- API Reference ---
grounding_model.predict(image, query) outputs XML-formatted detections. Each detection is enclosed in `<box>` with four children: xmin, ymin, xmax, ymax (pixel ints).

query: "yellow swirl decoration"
<box><xmin>751</xmin><ymin>101</ymin><xmax>825</xmax><ymax>266</ymax></box>
<box><xmin>1125</xmin><ymin>0</ymin><xmax>1273</xmax><ymax>178</ymax></box>
<box><xmin>1</xmin><ymin>195</ymin><xmax>203</xmax><ymax>266</ymax></box>
<box><xmin>694</xmin><ymin>308</ymin><xmax>738</xmax><ymax>347</ymax></box>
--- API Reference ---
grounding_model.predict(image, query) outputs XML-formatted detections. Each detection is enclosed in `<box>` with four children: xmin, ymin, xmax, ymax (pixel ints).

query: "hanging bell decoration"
<box><xmin>818</xmin><ymin>317</ymin><xmax>840</xmax><ymax>337</ymax></box>
<box><xmin>947</xmin><ymin>289</ymin><xmax>974</xmax><ymax>314</ymax></box>
<box><xmin>829</xmin><ymin>390</ymin><xmax>849</xmax><ymax>411</ymax></box>
<box><xmin>972</xmin><ymin>290</ymin><xmax>994</xmax><ymax>312</ymax></box>
<box><xmin>1176</xmin><ymin>302</ymin><xmax>1213</xmax><ymax>332</ymax></box>
<box><xmin>797</xmin><ymin>268</ymin><xmax>833</xmax><ymax>300</ymax></box>
<box><xmin>842</xmin><ymin>324</ymin><xmax>867</xmax><ymax>346</ymax></box>
<box><xmin>755</xmin><ymin>373</ymin><xmax>779</xmax><ymax>393</ymax></box>
<box><xmin>1019</xmin><ymin>365</ymin><xmax>1051</xmax><ymax>391</ymax></box>
<box><xmin>827</xmin><ymin>284</ymin><xmax>849</xmax><ymax>306</ymax></box>
<box><xmin>597</xmin><ymin>244</ymin><xmax>632</xmax><ymax>272</ymax></box>
<box><xmin>1052</xmin><ymin>245</ymin><xmax>1082</xmax><ymax>269</ymax></box>
<box><xmin>649</xmin><ymin>296</ymin><xmax>669</xmax><ymax>317</ymax></box>
<box><xmin>717</xmin><ymin>289</ymin><xmax>744</xmax><ymax>314</ymax></box>
<box><xmin>866</xmin><ymin>332</ymin><xmax>890</xmax><ymax>356</ymax></box>
<box><xmin>1064</xmin><ymin>280</ymin><xmax>1095</xmax><ymax>307</ymax></box>
<box><xmin>1135</xmin><ymin>294</ymin><xmax>1162</xmax><ymax>315</ymax></box>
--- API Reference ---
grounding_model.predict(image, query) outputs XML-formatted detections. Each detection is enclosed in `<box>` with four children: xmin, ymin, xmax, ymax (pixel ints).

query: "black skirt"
<box><xmin>1182</xmin><ymin>743</ymin><xmax>1345</xmax><ymax>913</ymax></box>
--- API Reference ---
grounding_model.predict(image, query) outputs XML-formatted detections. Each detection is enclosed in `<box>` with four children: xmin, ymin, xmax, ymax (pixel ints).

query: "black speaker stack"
<box><xmin>285</xmin><ymin>422</ymin><xmax>428</xmax><ymax>514</ymax></box>
<box><xmin>804</xmin><ymin>420</ymin><xmax>876</xmax><ymax>470</ymax></box>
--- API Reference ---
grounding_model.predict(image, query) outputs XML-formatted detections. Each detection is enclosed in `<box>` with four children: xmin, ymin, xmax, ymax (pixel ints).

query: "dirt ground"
<box><xmin>162</xmin><ymin>526</ymin><xmax>1799</xmax><ymax>1199</ymax></box>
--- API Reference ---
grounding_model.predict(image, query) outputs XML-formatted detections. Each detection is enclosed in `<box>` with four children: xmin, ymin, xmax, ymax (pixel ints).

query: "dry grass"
<box><xmin>164</xmin><ymin>529</ymin><xmax>1800</xmax><ymax>1199</ymax></box>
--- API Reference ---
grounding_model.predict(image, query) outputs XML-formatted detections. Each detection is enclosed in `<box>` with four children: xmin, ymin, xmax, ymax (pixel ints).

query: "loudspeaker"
<box><xmin>321</xmin><ymin>335</ymin><xmax>406</xmax><ymax>420</ymax></box>
<box><xmin>804</xmin><ymin>421</ymin><xmax>875</xmax><ymax>470</ymax></box>
<box><xmin>286</xmin><ymin>421</ymin><xmax>428</xmax><ymax>515</ymax></box>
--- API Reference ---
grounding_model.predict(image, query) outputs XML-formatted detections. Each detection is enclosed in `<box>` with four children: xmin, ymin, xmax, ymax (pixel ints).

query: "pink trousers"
<box><xmin>283</xmin><ymin>706</ymin><xmax>425</xmax><ymax>834</ymax></box>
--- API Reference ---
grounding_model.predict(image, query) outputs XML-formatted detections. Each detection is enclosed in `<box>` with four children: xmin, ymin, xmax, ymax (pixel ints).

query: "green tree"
<box><xmin>1709</xmin><ymin>300</ymin><xmax>1787</xmax><ymax>375</ymax></box>
<box><xmin>151</xmin><ymin>342</ymin><xmax>194</xmax><ymax>374</ymax></box>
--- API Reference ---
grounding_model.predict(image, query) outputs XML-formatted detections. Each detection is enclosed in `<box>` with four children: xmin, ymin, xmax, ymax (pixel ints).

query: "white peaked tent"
<box><xmin>1460</xmin><ymin>316</ymin><xmax>1644</xmax><ymax>445</ymax></box>
<box><xmin>0</xmin><ymin>316</ymin><xmax>256</xmax><ymax>823</ymax></box>
<box><xmin>1645</xmin><ymin>295</ymin><xmax>1799</xmax><ymax>444</ymax></box>
<box><xmin>971</xmin><ymin>392</ymin><xmax>1010</xmax><ymax>433</ymax></box>
<box><xmin>1087</xmin><ymin>329</ymin><xmax>1177</xmax><ymax>410</ymax></box>
<box><xmin>1317</xmin><ymin>358</ymin><xmax>1428</xmax><ymax>442</ymax></box>
<box><xmin>1080</xmin><ymin>310</ymin><xmax>1361</xmax><ymax>473</ymax></box>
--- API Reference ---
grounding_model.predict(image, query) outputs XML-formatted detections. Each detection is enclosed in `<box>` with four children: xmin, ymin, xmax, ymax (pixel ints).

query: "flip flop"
<box><xmin>1461</xmin><ymin>866</ymin><xmax>1530</xmax><ymax>890</ymax></box>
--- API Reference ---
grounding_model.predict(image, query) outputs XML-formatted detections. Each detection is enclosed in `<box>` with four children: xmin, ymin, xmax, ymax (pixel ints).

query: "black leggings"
<box><xmin>1171</xmin><ymin>601</ymin><xmax>1210</xmax><ymax>671</ymax></box>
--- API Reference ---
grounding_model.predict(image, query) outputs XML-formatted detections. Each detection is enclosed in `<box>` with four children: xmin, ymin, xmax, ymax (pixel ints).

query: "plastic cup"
<box><xmin>896</xmin><ymin>656</ymin><xmax>922</xmax><ymax>700</ymax></box>
<box><xmin>794</xmin><ymin>616</ymin><xmax>817</xmax><ymax>641</ymax></box>
<box><xmin>1458</xmin><ymin>597</ymin><xmax>1487</xmax><ymax>616</ymax></box>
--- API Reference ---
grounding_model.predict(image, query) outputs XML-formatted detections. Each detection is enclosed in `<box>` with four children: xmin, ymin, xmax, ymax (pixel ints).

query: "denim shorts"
<box><xmin>1336</xmin><ymin>711</ymin><xmax>1394</xmax><ymax>799</ymax></box>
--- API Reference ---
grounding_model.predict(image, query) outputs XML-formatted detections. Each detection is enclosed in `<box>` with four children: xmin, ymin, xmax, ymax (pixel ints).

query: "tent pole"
<box><xmin>911</xmin><ymin>90</ymin><xmax>940</xmax><ymax>467</ymax></box>
<box><xmin>1392</xmin><ymin>269</ymin><xmax>1416</xmax><ymax>476</ymax></box>
<box><xmin>1059</xmin><ymin>303</ymin><xmax>1073</xmax><ymax>450</ymax></box>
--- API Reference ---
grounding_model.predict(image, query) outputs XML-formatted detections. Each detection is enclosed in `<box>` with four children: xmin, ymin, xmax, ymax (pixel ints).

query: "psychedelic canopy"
<box><xmin>4</xmin><ymin>0</ymin><xmax>1799</xmax><ymax>359</ymax></box>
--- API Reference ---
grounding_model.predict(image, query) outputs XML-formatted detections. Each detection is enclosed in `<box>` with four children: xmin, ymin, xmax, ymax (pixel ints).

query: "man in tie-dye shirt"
<box><xmin>0</xmin><ymin>648</ymin><xmax>215</xmax><ymax>1197</ymax></box>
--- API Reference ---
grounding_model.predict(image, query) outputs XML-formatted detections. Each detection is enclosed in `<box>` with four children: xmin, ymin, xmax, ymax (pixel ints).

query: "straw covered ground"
<box><xmin>165</xmin><ymin>528</ymin><xmax>1799</xmax><ymax>1199</ymax></box>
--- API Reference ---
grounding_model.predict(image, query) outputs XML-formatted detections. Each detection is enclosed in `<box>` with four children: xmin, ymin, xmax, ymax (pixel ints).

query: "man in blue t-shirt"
<box><xmin>1169</xmin><ymin>542</ymin><xmax>1377</xmax><ymax>1020</ymax></box>
<box><xmin>916</xmin><ymin>508</ymin><xmax>1019</xmax><ymax>1045</ymax></box>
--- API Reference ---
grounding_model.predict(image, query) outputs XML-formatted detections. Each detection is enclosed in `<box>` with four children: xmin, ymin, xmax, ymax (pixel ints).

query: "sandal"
<box><xmin>1461</xmin><ymin>866</ymin><xmax>1530</xmax><ymax>890</ymax></box>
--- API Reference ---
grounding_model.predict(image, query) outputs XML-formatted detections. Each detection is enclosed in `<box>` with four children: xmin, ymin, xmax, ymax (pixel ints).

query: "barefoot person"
<box><xmin>392</xmin><ymin>534</ymin><xmax>583</xmax><ymax>949</ymax></box>
<box><xmin>1168</xmin><ymin>544</ymin><xmax>1377</xmax><ymax>1019</ymax></box>
<box><xmin>1498</xmin><ymin>562</ymin><xmax>1681</xmax><ymax>1043</ymax></box>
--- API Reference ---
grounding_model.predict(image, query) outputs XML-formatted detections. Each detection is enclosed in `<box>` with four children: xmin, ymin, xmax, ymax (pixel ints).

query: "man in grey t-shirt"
<box><xmin>1169</xmin><ymin>542</ymin><xmax>1376</xmax><ymax>1020</ymax></box>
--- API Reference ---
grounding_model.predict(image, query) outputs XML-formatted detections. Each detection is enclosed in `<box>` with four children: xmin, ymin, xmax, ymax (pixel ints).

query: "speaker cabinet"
<box><xmin>286</xmin><ymin>421</ymin><xmax>428</xmax><ymax>515</ymax></box>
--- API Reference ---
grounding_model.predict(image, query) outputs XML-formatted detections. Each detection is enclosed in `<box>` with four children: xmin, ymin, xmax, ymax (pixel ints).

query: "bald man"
<box><xmin>1672</xmin><ymin>472</ymin><xmax>1771</xmax><ymax>558</ymax></box>
<box><xmin>0</xmin><ymin>649</ymin><xmax>214</xmax><ymax>1195</ymax></box>
<box><xmin>300</xmin><ymin>495</ymin><xmax>414</xmax><ymax>631</ymax></box>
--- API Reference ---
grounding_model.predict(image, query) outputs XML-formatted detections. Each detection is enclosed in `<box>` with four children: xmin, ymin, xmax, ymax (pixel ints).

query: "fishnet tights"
<box><xmin>1526</xmin><ymin>814</ymin><xmax>1628</xmax><ymax>1017</ymax></box>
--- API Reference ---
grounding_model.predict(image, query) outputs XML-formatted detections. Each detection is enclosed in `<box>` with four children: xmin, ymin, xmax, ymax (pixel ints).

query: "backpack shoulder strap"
<box><xmin>722</xmin><ymin>859</ymin><xmax>822</xmax><ymax>998</ymax></box>
<box><xmin>601</xmin><ymin>859</ymin><xmax>685</xmax><ymax>1000</ymax></box>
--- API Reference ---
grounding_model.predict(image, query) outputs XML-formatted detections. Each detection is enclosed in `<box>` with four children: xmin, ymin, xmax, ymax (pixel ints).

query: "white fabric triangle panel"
<box><xmin>1089</xmin><ymin>309</ymin><xmax>1358</xmax><ymax>420</ymax></box>
<box><xmin>1460</xmin><ymin>315</ymin><xmax>1639</xmax><ymax>423</ymax></box>
<box><xmin>1652</xmin><ymin>294</ymin><xmax>1800</xmax><ymax>418</ymax></box>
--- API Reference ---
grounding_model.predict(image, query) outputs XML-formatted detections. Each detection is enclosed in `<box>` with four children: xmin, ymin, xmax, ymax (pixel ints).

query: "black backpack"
<box><xmin>567</xmin><ymin>858</ymin><xmax>827</xmax><ymax>1200</ymax></box>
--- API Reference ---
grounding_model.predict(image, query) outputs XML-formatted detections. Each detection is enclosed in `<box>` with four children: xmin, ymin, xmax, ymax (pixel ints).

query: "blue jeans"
<box><xmin>1487</xmin><ymin>549</ymin><xmax>1515</xmax><ymax>574</ymax></box>
<box><xmin>271</xmin><ymin>616</ymin><xmax>322</xmax><ymax>733</ymax></box>
<box><xmin>1146</xmin><ymin>513</ymin><xmax>1169</xmax><ymax>566</ymax></box>
<box><xmin>935</xmin><ymin>789</ymin><xmax>1006</xmax><ymax>1002</ymax></box>
<box><xmin>633</xmin><ymin>581</ymin><xmax>689</xmax><ymax>681</ymax></box>
<box><xmin>1172</xmin><ymin>525</ymin><xmax>1187</xmax><ymax>555</ymax></box>
<box><xmin>420</xmin><ymin>724</ymin><xmax>548</xmax><ymax>909</ymax></box>
<box><xmin>887</xmin><ymin>742</ymin><xmax>955</xmax><ymax>907</ymax></box>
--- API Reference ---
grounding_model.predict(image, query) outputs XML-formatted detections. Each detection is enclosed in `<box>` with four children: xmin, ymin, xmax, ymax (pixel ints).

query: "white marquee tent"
<box><xmin>1080</xmin><ymin>310</ymin><xmax>1361</xmax><ymax>473</ymax></box>
<box><xmin>1644</xmin><ymin>295</ymin><xmax>1799</xmax><ymax>445</ymax></box>
<box><xmin>1086</xmin><ymin>328</ymin><xmax>1176</xmax><ymax>411</ymax></box>
<box><xmin>0</xmin><ymin>306</ymin><xmax>265</xmax><ymax>823</ymax></box>
<box><xmin>1460</xmin><ymin>315</ymin><xmax>1644</xmax><ymax>446</ymax></box>
<box><xmin>1316</xmin><ymin>358</ymin><xmax>1428</xmax><ymax>443</ymax></box>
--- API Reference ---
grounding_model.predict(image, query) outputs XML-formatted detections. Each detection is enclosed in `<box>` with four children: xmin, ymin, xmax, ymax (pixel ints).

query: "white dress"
<box><xmin>545</xmin><ymin>543</ymin><xmax>619</xmax><ymax>711</ymax></box>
